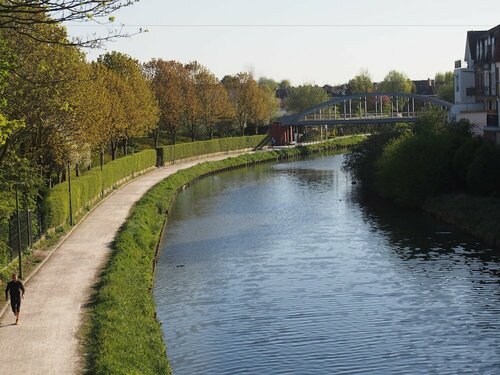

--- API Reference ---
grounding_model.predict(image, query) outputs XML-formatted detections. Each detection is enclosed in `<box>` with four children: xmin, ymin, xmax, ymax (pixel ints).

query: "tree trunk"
<box><xmin>255</xmin><ymin>123</ymin><xmax>259</xmax><ymax>135</ymax></box>
<box><xmin>171</xmin><ymin>132</ymin><xmax>177</xmax><ymax>145</ymax></box>
<box><xmin>111</xmin><ymin>141</ymin><xmax>117</xmax><ymax>160</ymax></box>
<box><xmin>153</xmin><ymin>127</ymin><xmax>160</xmax><ymax>148</ymax></box>
<box><xmin>190</xmin><ymin>123</ymin><xmax>196</xmax><ymax>142</ymax></box>
<box><xmin>122</xmin><ymin>138</ymin><xmax>128</xmax><ymax>156</ymax></box>
<box><xmin>75</xmin><ymin>164</ymin><xmax>80</xmax><ymax>177</ymax></box>
<box><xmin>99</xmin><ymin>150</ymin><xmax>104</xmax><ymax>171</ymax></box>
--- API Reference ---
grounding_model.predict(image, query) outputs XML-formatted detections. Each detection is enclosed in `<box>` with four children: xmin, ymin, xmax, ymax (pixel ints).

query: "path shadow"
<box><xmin>0</xmin><ymin>323</ymin><xmax>17</xmax><ymax>329</ymax></box>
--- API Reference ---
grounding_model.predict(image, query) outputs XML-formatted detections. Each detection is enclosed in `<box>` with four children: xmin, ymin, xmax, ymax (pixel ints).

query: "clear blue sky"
<box><xmin>65</xmin><ymin>0</ymin><xmax>500</xmax><ymax>85</ymax></box>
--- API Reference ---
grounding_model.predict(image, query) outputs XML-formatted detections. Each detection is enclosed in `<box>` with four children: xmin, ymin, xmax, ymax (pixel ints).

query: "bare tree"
<box><xmin>0</xmin><ymin>0</ymin><xmax>141</xmax><ymax>47</ymax></box>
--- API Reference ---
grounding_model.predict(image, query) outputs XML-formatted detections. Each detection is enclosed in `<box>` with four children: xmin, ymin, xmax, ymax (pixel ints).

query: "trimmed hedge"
<box><xmin>43</xmin><ymin>150</ymin><xmax>157</xmax><ymax>230</ymax></box>
<box><xmin>42</xmin><ymin>136</ymin><xmax>267</xmax><ymax>231</ymax></box>
<box><xmin>157</xmin><ymin>135</ymin><xmax>266</xmax><ymax>164</ymax></box>
<box><xmin>85</xmin><ymin>136</ymin><xmax>364</xmax><ymax>374</ymax></box>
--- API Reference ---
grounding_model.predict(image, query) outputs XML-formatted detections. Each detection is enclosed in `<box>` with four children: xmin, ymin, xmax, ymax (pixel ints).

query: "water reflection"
<box><xmin>154</xmin><ymin>154</ymin><xmax>500</xmax><ymax>375</ymax></box>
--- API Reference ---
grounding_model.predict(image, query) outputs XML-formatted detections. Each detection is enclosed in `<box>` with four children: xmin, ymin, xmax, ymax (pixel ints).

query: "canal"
<box><xmin>153</xmin><ymin>154</ymin><xmax>500</xmax><ymax>374</ymax></box>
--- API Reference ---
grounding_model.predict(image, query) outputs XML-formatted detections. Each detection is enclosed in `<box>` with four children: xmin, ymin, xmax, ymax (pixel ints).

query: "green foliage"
<box><xmin>378</xmin><ymin>70</ymin><xmax>414</xmax><ymax>93</ymax></box>
<box><xmin>436</xmin><ymin>82</ymin><xmax>454</xmax><ymax>103</ymax></box>
<box><xmin>343</xmin><ymin>126</ymin><xmax>410</xmax><ymax>188</ymax></box>
<box><xmin>285</xmin><ymin>84</ymin><xmax>328</xmax><ymax>114</ymax></box>
<box><xmin>43</xmin><ymin>150</ymin><xmax>156</xmax><ymax>230</ymax></box>
<box><xmin>453</xmin><ymin>138</ymin><xmax>482</xmax><ymax>182</ymax></box>
<box><xmin>157</xmin><ymin>135</ymin><xmax>266</xmax><ymax>164</ymax></box>
<box><xmin>466</xmin><ymin>143</ymin><xmax>500</xmax><ymax>196</ymax></box>
<box><xmin>44</xmin><ymin>136</ymin><xmax>267</xmax><ymax>230</ymax></box>
<box><xmin>413</xmin><ymin>109</ymin><xmax>448</xmax><ymax>135</ymax></box>
<box><xmin>375</xmin><ymin>133</ymin><xmax>455</xmax><ymax>206</ymax></box>
<box><xmin>347</xmin><ymin>69</ymin><xmax>374</xmax><ymax>94</ymax></box>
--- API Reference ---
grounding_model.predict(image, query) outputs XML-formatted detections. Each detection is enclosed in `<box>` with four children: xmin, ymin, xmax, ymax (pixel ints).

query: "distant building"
<box><xmin>413</xmin><ymin>79</ymin><xmax>437</xmax><ymax>96</ymax></box>
<box><xmin>323</xmin><ymin>84</ymin><xmax>347</xmax><ymax>97</ymax></box>
<box><xmin>452</xmin><ymin>25</ymin><xmax>500</xmax><ymax>142</ymax></box>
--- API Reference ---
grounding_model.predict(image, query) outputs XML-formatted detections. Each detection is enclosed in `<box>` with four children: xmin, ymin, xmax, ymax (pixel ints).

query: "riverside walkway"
<box><xmin>0</xmin><ymin>152</ymin><xmax>249</xmax><ymax>375</ymax></box>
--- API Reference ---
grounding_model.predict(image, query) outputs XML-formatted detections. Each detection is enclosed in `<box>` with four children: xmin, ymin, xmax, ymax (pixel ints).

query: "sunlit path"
<box><xmin>0</xmin><ymin>152</ymin><xmax>249</xmax><ymax>375</ymax></box>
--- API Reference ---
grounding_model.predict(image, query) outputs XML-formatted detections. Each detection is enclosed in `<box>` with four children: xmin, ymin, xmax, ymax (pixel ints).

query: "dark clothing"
<box><xmin>5</xmin><ymin>280</ymin><xmax>25</xmax><ymax>300</ymax></box>
<box><xmin>10</xmin><ymin>297</ymin><xmax>21</xmax><ymax>314</ymax></box>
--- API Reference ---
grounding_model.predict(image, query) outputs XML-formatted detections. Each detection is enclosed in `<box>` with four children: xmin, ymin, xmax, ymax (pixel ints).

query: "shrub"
<box><xmin>375</xmin><ymin>133</ymin><xmax>455</xmax><ymax>206</ymax></box>
<box><xmin>43</xmin><ymin>150</ymin><xmax>157</xmax><ymax>230</ymax></box>
<box><xmin>157</xmin><ymin>135</ymin><xmax>266</xmax><ymax>164</ymax></box>
<box><xmin>466</xmin><ymin>143</ymin><xmax>500</xmax><ymax>196</ymax></box>
<box><xmin>43</xmin><ymin>137</ymin><xmax>267</xmax><ymax>231</ymax></box>
<box><xmin>453</xmin><ymin>138</ymin><xmax>482</xmax><ymax>183</ymax></box>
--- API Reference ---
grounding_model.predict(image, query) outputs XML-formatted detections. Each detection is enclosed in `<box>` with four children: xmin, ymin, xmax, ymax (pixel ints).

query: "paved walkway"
<box><xmin>0</xmin><ymin>153</ymin><xmax>247</xmax><ymax>375</ymax></box>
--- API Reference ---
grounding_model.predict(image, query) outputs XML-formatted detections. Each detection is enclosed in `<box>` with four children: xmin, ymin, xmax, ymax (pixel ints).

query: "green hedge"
<box><xmin>42</xmin><ymin>136</ymin><xmax>267</xmax><ymax>231</ymax></box>
<box><xmin>43</xmin><ymin>150</ymin><xmax>157</xmax><ymax>230</ymax></box>
<box><xmin>84</xmin><ymin>136</ymin><xmax>364</xmax><ymax>374</ymax></box>
<box><xmin>157</xmin><ymin>135</ymin><xmax>266</xmax><ymax>164</ymax></box>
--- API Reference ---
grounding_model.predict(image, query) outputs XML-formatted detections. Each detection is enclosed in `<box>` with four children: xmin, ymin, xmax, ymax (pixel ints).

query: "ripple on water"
<box><xmin>154</xmin><ymin>155</ymin><xmax>500</xmax><ymax>375</ymax></box>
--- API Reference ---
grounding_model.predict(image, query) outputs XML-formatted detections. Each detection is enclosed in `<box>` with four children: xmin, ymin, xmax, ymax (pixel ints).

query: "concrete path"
<box><xmin>0</xmin><ymin>153</ymin><xmax>247</xmax><ymax>375</ymax></box>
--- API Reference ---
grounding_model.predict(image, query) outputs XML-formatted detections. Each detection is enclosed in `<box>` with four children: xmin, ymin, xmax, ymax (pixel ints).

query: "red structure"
<box><xmin>269</xmin><ymin>122</ymin><xmax>294</xmax><ymax>146</ymax></box>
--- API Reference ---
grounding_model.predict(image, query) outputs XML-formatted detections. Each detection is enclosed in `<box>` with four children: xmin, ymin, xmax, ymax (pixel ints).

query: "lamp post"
<box><xmin>15</xmin><ymin>185</ymin><xmax>23</xmax><ymax>279</ymax></box>
<box><xmin>67</xmin><ymin>162</ymin><xmax>73</xmax><ymax>226</ymax></box>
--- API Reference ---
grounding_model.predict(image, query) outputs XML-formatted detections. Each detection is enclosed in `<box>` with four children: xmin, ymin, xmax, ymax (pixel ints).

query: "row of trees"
<box><xmin>0</xmin><ymin>7</ymin><xmax>279</xmax><ymax>227</ymax></box>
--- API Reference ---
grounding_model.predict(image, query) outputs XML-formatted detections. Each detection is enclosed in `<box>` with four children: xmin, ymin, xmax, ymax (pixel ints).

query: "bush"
<box><xmin>375</xmin><ymin>133</ymin><xmax>455</xmax><ymax>207</ymax></box>
<box><xmin>466</xmin><ymin>143</ymin><xmax>500</xmax><ymax>196</ymax></box>
<box><xmin>43</xmin><ymin>150</ymin><xmax>157</xmax><ymax>230</ymax></box>
<box><xmin>43</xmin><ymin>137</ymin><xmax>267</xmax><ymax>231</ymax></box>
<box><xmin>343</xmin><ymin>128</ymin><xmax>408</xmax><ymax>188</ymax></box>
<box><xmin>157</xmin><ymin>135</ymin><xmax>266</xmax><ymax>164</ymax></box>
<box><xmin>453</xmin><ymin>138</ymin><xmax>482</xmax><ymax>183</ymax></box>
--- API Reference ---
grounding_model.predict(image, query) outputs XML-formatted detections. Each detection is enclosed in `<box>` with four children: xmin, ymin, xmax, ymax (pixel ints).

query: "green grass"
<box><xmin>84</xmin><ymin>136</ymin><xmax>363</xmax><ymax>374</ymax></box>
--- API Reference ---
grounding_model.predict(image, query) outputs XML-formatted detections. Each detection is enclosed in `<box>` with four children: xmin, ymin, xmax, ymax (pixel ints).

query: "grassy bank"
<box><xmin>84</xmin><ymin>136</ymin><xmax>363</xmax><ymax>374</ymax></box>
<box><xmin>424</xmin><ymin>193</ymin><xmax>500</xmax><ymax>248</ymax></box>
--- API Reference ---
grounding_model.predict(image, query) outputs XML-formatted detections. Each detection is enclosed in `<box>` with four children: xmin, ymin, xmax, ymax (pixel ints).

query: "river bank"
<box><xmin>84</xmin><ymin>136</ymin><xmax>364</xmax><ymax>374</ymax></box>
<box><xmin>424</xmin><ymin>193</ymin><xmax>500</xmax><ymax>249</ymax></box>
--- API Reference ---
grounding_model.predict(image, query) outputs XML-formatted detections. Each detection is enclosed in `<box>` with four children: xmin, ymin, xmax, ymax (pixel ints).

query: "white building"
<box><xmin>452</xmin><ymin>27</ymin><xmax>500</xmax><ymax>142</ymax></box>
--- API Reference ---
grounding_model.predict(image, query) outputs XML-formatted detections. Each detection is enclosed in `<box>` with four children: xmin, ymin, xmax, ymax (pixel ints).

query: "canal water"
<box><xmin>153</xmin><ymin>154</ymin><xmax>500</xmax><ymax>374</ymax></box>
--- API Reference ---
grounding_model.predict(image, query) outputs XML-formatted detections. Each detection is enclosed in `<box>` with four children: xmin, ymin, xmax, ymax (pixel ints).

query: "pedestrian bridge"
<box><xmin>280</xmin><ymin>92</ymin><xmax>453</xmax><ymax>127</ymax></box>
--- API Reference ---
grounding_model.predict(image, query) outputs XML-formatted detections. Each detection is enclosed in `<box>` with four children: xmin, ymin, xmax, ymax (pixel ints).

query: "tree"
<box><xmin>144</xmin><ymin>59</ymin><xmax>187</xmax><ymax>145</ymax></box>
<box><xmin>222</xmin><ymin>73</ymin><xmax>261</xmax><ymax>136</ymax></box>
<box><xmin>1</xmin><ymin>21</ymin><xmax>90</xmax><ymax>174</ymax></box>
<box><xmin>190</xmin><ymin>63</ymin><xmax>233</xmax><ymax>140</ymax></box>
<box><xmin>98</xmin><ymin>52</ymin><xmax>159</xmax><ymax>158</ymax></box>
<box><xmin>435</xmin><ymin>72</ymin><xmax>454</xmax><ymax>103</ymax></box>
<box><xmin>378</xmin><ymin>70</ymin><xmax>414</xmax><ymax>93</ymax></box>
<box><xmin>347</xmin><ymin>69</ymin><xmax>374</xmax><ymax>94</ymax></box>
<box><xmin>253</xmin><ymin>81</ymin><xmax>279</xmax><ymax>133</ymax></box>
<box><xmin>285</xmin><ymin>84</ymin><xmax>328</xmax><ymax>114</ymax></box>
<box><xmin>279</xmin><ymin>80</ymin><xmax>291</xmax><ymax>89</ymax></box>
<box><xmin>0</xmin><ymin>1</ymin><xmax>140</xmax><ymax>47</ymax></box>
<box><xmin>258</xmin><ymin>77</ymin><xmax>279</xmax><ymax>93</ymax></box>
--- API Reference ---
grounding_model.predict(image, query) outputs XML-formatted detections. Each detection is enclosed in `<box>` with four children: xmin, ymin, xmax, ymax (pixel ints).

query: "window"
<box><xmin>466</xmin><ymin>87</ymin><xmax>476</xmax><ymax>96</ymax></box>
<box><xmin>455</xmin><ymin>75</ymin><xmax>460</xmax><ymax>92</ymax></box>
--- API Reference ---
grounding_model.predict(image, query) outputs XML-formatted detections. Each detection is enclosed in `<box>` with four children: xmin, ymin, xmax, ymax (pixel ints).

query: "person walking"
<box><xmin>5</xmin><ymin>274</ymin><xmax>25</xmax><ymax>325</ymax></box>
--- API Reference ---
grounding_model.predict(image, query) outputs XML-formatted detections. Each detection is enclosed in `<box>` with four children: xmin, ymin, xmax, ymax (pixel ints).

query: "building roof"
<box><xmin>413</xmin><ymin>79</ymin><xmax>436</xmax><ymax>96</ymax></box>
<box><xmin>465</xmin><ymin>30</ymin><xmax>485</xmax><ymax>61</ymax></box>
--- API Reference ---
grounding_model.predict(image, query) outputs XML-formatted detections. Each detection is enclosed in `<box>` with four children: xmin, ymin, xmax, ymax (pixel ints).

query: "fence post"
<box><xmin>15</xmin><ymin>186</ymin><xmax>23</xmax><ymax>279</ymax></box>
<box><xmin>26</xmin><ymin>209</ymin><xmax>33</xmax><ymax>250</ymax></box>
